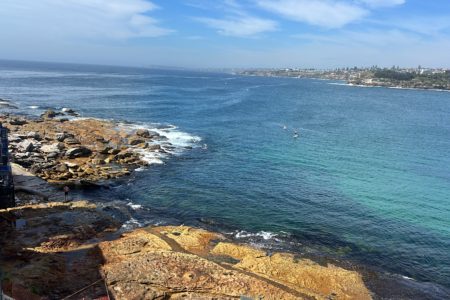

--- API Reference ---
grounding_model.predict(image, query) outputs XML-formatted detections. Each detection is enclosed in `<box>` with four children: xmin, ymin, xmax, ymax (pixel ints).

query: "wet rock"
<box><xmin>115</xmin><ymin>150</ymin><xmax>133</xmax><ymax>160</ymax></box>
<box><xmin>129</xmin><ymin>138</ymin><xmax>145</xmax><ymax>146</ymax></box>
<box><xmin>41</xmin><ymin>109</ymin><xmax>57</xmax><ymax>119</ymax></box>
<box><xmin>61</xmin><ymin>108</ymin><xmax>79</xmax><ymax>116</ymax></box>
<box><xmin>66</xmin><ymin>147</ymin><xmax>92</xmax><ymax>158</ymax></box>
<box><xmin>146</xmin><ymin>144</ymin><xmax>161</xmax><ymax>151</ymax></box>
<box><xmin>0</xmin><ymin>98</ymin><xmax>18</xmax><ymax>109</ymax></box>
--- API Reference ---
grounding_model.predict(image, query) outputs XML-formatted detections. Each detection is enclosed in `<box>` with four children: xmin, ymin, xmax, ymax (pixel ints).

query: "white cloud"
<box><xmin>0</xmin><ymin>0</ymin><xmax>173</xmax><ymax>39</ymax></box>
<box><xmin>193</xmin><ymin>0</ymin><xmax>277</xmax><ymax>37</ymax></box>
<box><xmin>255</xmin><ymin>0</ymin><xmax>368</xmax><ymax>28</ymax></box>
<box><xmin>358</xmin><ymin>0</ymin><xmax>405</xmax><ymax>8</ymax></box>
<box><xmin>197</xmin><ymin>16</ymin><xmax>277</xmax><ymax>37</ymax></box>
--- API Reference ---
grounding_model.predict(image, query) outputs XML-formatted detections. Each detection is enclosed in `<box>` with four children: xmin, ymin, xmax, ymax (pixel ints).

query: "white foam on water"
<box><xmin>234</xmin><ymin>230</ymin><xmax>278</xmax><ymax>240</ymax></box>
<box><xmin>117</xmin><ymin>121</ymin><xmax>201</xmax><ymax>166</ymax></box>
<box><xmin>120</xmin><ymin>217</ymin><xmax>143</xmax><ymax>231</ymax></box>
<box><xmin>28</xmin><ymin>105</ymin><xmax>39</xmax><ymax>109</ymax></box>
<box><xmin>127</xmin><ymin>201</ymin><xmax>143</xmax><ymax>210</ymax></box>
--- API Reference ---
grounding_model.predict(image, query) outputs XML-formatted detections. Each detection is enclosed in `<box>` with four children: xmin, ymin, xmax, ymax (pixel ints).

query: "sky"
<box><xmin>1</xmin><ymin>0</ymin><xmax>450</xmax><ymax>69</ymax></box>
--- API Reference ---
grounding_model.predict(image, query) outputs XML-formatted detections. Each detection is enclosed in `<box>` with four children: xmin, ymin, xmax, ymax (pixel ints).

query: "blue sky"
<box><xmin>1</xmin><ymin>0</ymin><xmax>450</xmax><ymax>68</ymax></box>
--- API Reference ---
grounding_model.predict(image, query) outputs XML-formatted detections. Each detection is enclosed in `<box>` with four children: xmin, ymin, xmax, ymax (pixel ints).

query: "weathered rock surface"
<box><xmin>0</xmin><ymin>192</ymin><xmax>373</xmax><ymax>300</ymax></box>
<box><xmin>0</xmin><ymin>115</ymin><xmax>168</xmax><ymax>183</ymax></box>
<box><xmin>99</xmin><ymin>226</ymin><xmax>373</xmax><ymax>300</ymax></box>
<box><xmin>0</xmin><ymin>201</ymin><xmax>121</xmax><ymax>299</ymax></box>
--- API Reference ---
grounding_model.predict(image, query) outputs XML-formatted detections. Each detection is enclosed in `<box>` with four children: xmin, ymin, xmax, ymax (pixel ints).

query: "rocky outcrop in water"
<box><xmin>0</xmin><ymin>113</ymin><xmax>171</xmax><ymax>185</ymax></box>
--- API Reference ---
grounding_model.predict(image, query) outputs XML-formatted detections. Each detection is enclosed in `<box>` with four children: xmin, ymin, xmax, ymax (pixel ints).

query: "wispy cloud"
<box><xmin>255</xmin><ymin>0</ymin><xmax>368</xmax><ymax>28</ymax></box>
<box><xmin>255</xmin><ymin>0</ymin><xmax>405</xmax><ymax>28</ymax></box>
<box><xmin>196</xmin><ymin>16</ymin><xmax>277</xmax><ymax>37</ymax></box>
<box><xmin>358</xmin><ymin>0</ymin><xmax>405</xmax><ymax>8</ymax></box>
<box><xmin>193</xmin><ymin>0</ymin><xmax>277</xmax><ymax>37</ymax></box>
<box><xmin>0</xmin><ymin>0</ymin><xmax>173</xmax><ymax>39</ymax></box>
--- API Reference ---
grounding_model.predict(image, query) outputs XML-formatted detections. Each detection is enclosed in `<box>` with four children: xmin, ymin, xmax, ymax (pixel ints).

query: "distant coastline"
<box><xmin>236</xmin><ymin>67</ymin><xmax>450</xmax><ymax>91</ymax></box>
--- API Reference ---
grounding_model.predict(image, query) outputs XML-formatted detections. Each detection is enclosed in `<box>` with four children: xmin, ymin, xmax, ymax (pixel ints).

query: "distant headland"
<box><xmin>236</xmin><ymin>66</ymin><xmax>450</xmax><ymax>91</ymax></box>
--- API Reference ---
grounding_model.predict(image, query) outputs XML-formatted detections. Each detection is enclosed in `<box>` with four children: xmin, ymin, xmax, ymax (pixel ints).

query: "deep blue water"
<box><xmin>1</xmin><ymin>60</ymin><xmax>450</xmax><ymax>295</ymax></box>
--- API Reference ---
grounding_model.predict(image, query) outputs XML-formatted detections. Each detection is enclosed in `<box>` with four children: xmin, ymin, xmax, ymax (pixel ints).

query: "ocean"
<box><xmin>1</xmin><ymin>60</ymin><xmax>449</xmax><ymax>298</ymax></box>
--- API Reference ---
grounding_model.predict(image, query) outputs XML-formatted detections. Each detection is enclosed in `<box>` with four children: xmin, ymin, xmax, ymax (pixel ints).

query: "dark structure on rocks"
<box><xmin>0</xmin><ymin>123</ymin><xmax>15</xmax><ymax>208</ymax></box>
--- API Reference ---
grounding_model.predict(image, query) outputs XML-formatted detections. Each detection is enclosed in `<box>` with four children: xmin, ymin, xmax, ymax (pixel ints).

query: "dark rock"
<box><xmin>9</xmin><ymin>118</ymin><xmax>27</xmax><ymax>125</ymax></box>
<box><xmin>135</xmin><ymin>129</ymin><xmax>150</xmax><ymax>138</ymax></box>
<box><xmin>27</xmin><ymin>131</ymin><xmax>42</xmax><ymax>141</ymax></box>
<box><xmin>61</xmin><ymin>108</ymin><xmax>79</xmax><ymax>116</ymax></box>
<box><xmin>17</xmin><ymin>140</ymin><xmax>35</xmax><ymax>152</ymax></box>
<box><xmin>55</xmin><ymin>132</ymin><xmax>71</xmax><ymax>142</ymax></box>
<box><xmin>41</xmin><ymin>109</ymin><xmax>57</xmax><ymax>119</ymax></box>
<box><xmin>147</xmin><ymin>144</ymin><xmax>161</xmax><ymax>151</ymax></box>
<box><xmin>66</xmin><ymin>147</ymin><xmax>92</xmax><ymax>158</ymax></box>
<box><xmin>129</xmin><ymin>138</ymin><xmax>145</xmax><ymax>146</ymax></box>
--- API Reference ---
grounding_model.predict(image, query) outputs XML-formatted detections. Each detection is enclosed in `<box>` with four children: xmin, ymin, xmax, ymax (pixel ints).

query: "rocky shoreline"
<box><xmin>0</xmin><ymin>201</ymin><xmax>372</xmax><ymax>299</ymax></box>
<box><xmin>1</xmin><ymin>110</ymin><xmax>171</xmax><ymax>186</ymax></box>
<box><xmin>0</xmin><ymin>109</ymin><xmax>375</xmax><ymax>299</ymax></box>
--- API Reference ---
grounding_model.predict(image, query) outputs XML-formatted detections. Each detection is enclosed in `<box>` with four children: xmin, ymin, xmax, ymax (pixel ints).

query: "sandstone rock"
<box><xmin>98</xmin><ymin>146</ymin><xmax>112</xmax><ymax>154</ymax></box>
<box><xmin>66</xmin><ymin>147</ymin><xmax>92</xmax><ymax>158</ymax></box>
<box><xmin>135</xmin><ymin>128</ymin><xmax>150</xmax><ymax>138</ymax></box>
<box><xmin>65</xmin><ymin>137</ymin><xmax>81</xmax><ymax>145</ymax></box>
<box><xmin>55</xmin><ymin>164</ymin><xmax>68</xmax><ymax>173</ymax></box>
<box><xmin>116</xmin><ymin>150</ymin><xmax>133</xmax><ymax>160</ymax></box>
<box><xmin>108</xmin><ymin>148</ymin><xmax>120</xmax><ymax>155</ymax></box>
<box><xmin>41</xmin><ymin>143</ymin><xmax>64</xmax><ymax>154</ymax></box>
<box><xmin>65</xmin><ymin>162</ymin><xmax>79</xmax><ymax>169</ymax></box>
<box><xmin>147</xmin><ymin>144</ymin><xmax>161</xmax><ymax>151</ymax></box>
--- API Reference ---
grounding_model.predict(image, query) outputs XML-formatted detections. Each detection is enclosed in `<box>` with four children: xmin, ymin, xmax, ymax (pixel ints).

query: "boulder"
<box><xmin>41</xmin><ymin>143</ymin><xmax>64</xmax><ymax>153</ymax></box>
<box><xmin>41</xmin><ymin>109</ymin><xmax>57</xmax><ymax>119</ymax></box>
<box><xmin>26</xmin><ymin>131</ymin><xmax>42</xmax><ymax>140</ymax></box>
<box><xmin>65</xmin><ymin>137</ymin><xmax>81</xmax><ymax>145</ymax></box>
<box><xmin>17</xmin><ymin>140</ymin><xmax>35</xmax><ymax>152</ymax></box>
<box><xmin>98</xmin><ymin>146</ymin><xmax>112</xmax><ymax>154</ymax></box>
<box><xmin>65</xmin><ymin>147</ymin><xmax>92</xmax><ymax>158</ymax></box>
<box><xmin>65</xmin><ymin>162</ymin><xmax>79</xmax><ymax>169</ymax></box>
<box><xmin>147</xmin><ymin>144</ymin><xmax>161</xmax><ymax>151</ymax></box>
<box><xmin>129</xmin><ymin>138</ymin><xmax>145</xmax><ymax>146</ymax></box>
<box><xmin>55</xmin><ymin>132</ymin><xmax>69</xmax><ymax>142</ymax></box>
<box><xmin>8</xmin><ymin>134</ymin><xmax>23</xmax><ymax>143</ymax></box>
<box><xmin>61</xmin><ymin>108</ymin><xmax>79</xmax><ymax>116</ymax></box>
<box><xmin>9</xmin><ymin>118</ymin><xmax>27</xmax><ymax>125</ymax></box>
<box><xmin>135</xmin><ymin>129</ymin><xmax>150</xmax><ymax>138</ymax></box>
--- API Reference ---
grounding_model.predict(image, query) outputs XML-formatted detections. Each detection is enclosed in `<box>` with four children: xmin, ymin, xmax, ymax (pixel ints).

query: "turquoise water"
<box><xmin>1</xmin><ymin>61</ymin><xmax>449</xmax><ymax>296</ymax></box>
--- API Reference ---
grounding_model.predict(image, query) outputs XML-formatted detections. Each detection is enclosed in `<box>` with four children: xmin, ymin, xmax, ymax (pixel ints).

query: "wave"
<box><xmin>117</xmin><ymin>122</ymin><xmax>201</xmax><ymax>166</ymax></box>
